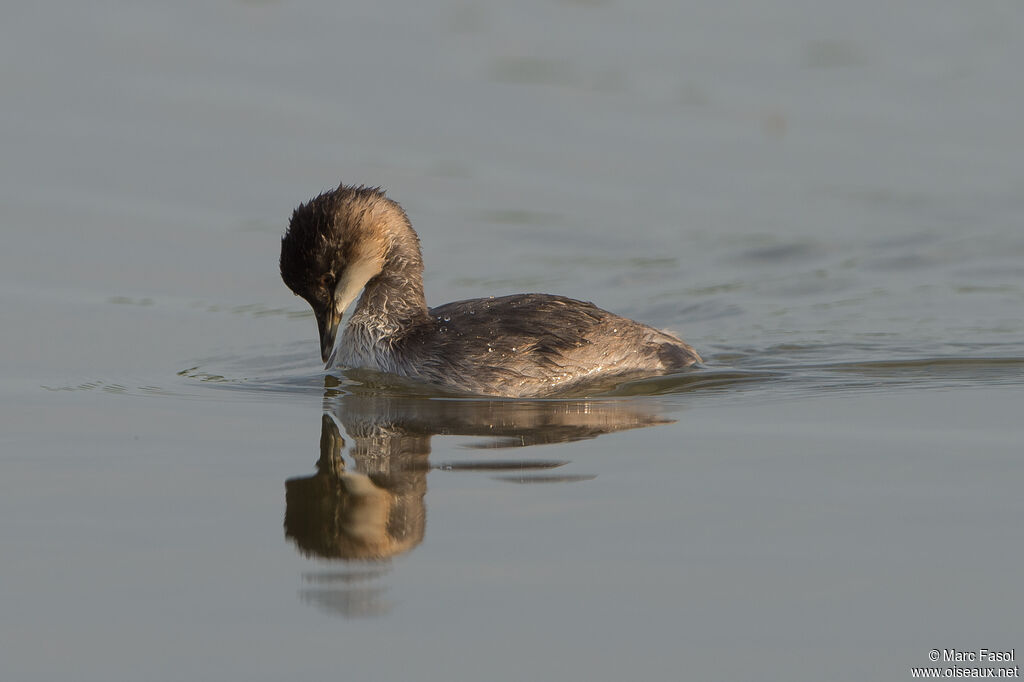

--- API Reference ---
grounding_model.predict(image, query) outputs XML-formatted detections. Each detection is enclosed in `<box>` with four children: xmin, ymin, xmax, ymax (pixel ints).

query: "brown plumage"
<box><xmin>280</xmin><ymin>184</ymin><xmax>700</xmax><ymax>397</ymax></box>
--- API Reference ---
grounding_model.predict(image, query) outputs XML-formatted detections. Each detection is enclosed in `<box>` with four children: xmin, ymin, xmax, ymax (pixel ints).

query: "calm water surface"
<box><xmin>2</xmin><ymin>1</ymin><xmax>1023</xmax><ymax>681</ymax></box>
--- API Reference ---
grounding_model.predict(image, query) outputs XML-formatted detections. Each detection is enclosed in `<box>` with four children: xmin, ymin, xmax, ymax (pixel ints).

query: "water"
<box><xmin>2</xmin><ymin>1</ymin><xmax>1023</xmax><ymax>680</ymax></box>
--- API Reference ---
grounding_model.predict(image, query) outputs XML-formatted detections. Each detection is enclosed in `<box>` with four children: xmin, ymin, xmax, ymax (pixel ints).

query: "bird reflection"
<box><xmin>284</xmin><ymin>389</ymin><xmax>673</xmax><ymax>617</ymax></box>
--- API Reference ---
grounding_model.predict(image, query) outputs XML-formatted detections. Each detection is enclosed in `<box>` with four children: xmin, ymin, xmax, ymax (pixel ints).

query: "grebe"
<box><xmin>280</xmin><ymin>184</ymin><xmax>700</xmax><ymax>397</ymax></box>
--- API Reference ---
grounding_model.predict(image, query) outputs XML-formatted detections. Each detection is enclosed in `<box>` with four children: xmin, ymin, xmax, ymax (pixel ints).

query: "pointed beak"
<box><xmin>315</xmin><ymin>307</ymin><xmax>342</xmax><ymax>366</ymax></box>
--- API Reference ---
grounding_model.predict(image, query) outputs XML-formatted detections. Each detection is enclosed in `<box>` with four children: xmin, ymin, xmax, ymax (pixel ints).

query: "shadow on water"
<box><xmin>283</xmin><ymin>389</ymin><xmax>674</xmax><ymax>617</ymax></box>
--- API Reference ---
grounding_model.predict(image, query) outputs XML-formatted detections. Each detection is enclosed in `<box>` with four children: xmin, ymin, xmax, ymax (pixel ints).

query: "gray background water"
<box><xmin>2</xmin><ymin>1</ymin><xmax>1022</xmax><ymax>681</ymax></box>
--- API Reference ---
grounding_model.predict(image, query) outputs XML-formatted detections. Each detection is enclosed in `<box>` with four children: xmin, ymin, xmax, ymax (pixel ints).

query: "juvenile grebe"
<box><xmin>280</xmin><ymin>184</ymin><xmax>700</xmax><ymax>397</ymax></box>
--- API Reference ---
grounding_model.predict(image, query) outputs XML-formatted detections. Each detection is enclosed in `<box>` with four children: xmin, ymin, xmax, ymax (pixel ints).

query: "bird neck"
<box><xmin>350</xmin><ymin>236</ymin><xmax>429</xmax><ymax>331</ymax></box>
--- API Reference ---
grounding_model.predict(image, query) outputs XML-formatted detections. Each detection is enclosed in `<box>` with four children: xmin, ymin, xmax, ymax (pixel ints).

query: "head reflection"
<box><xmin>284</xmin><ymin>391</ymin><xmax>673</xmax><ymax>616</ymax></box>
<box><xmin>286</xmin><ymin>392</ymin><xmax>673</xmax><ymax>558</ymax></box>
<box><xmin>284</xmin><ymin>413</ymin><xmax>427</xmax><ymax>561</ymax></box>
